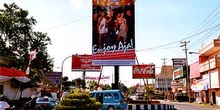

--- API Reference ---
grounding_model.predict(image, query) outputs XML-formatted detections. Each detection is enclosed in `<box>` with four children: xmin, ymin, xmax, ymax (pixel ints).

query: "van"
<box><xmin>90</xmin><ymin>90</ymin><xmax>127</xmax><ymax>110</ymax></box>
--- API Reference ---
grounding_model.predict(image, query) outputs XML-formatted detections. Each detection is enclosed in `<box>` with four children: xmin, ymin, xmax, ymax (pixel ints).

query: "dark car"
<box><xmin>36</xmin><ymin>96</ymin><xmax>57</xmax><ymax>110</ymax></box>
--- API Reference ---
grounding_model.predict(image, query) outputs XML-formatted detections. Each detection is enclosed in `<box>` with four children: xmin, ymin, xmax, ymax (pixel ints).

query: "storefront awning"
<box><xmin>0</xmin><ymin>67</ymin><xmax>30</xmax><ymax>82</ymax></box>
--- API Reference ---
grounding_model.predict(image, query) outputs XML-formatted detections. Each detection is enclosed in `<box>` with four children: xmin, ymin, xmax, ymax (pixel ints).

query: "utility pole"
<box><xmin>161</xmin><ymin>58</ymin><xmax>168</xmax><ymax>100</ymax></box>
<box><xmin>180</xmin><ymin>41</ymin><xmax>191</xmax><ymax>102</ymax></box>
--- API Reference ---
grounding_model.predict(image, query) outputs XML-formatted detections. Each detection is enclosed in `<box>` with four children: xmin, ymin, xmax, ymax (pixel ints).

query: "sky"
<box><xmin>0</xmin><ymin>0</ymin><xmax>220</xmax><ymax>87</ymax></box>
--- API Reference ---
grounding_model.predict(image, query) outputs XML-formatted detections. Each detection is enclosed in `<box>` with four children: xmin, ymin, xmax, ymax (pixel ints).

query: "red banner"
<box><xmin>132</xmin><ymin>64</ymin><xmax>155</xmax><ymax>79</ymax></box>
<box><xmin>72</xmin><ymin>55</ymin><xmax>101</xmax><ymax>71</ymax></box>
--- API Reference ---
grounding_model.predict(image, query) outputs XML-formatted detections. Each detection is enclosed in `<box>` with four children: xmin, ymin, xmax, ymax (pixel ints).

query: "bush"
<box><xmin>55</xmin><ymin>88</ymin><xmax>102</xmax><ymax>110</ymax></box>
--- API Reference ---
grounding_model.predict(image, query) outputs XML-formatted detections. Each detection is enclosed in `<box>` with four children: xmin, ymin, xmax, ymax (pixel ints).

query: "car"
<box><xmin>0</xmin><ymin>101</ymin><xmax>10</xmax><ymax>110</ymax></box>
<box><xmin>36</xmin><ymin>96</ymin><xmax>57</xmax><ymax>110</ymax></box>
<box><xmin>90</xmin><ymin>90</ymin><xmax>127</xmax><ymax>110</ymax></box>
<box><xmin>41</xmin><ymin>92</ymin><xmax>59</xmax><ymax>102</ymax></box>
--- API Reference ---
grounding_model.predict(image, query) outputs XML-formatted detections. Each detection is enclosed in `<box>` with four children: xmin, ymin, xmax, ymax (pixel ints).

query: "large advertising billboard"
<box><xmin>72</xmin><ymin>55</ymin><xmax>101</xmax><ymax>71</ymax></box>
<box><xmin>132</xmin><ymin>64</ymin><xmax>155</xmax><ymax>79</ymax></box>
<box><xmin>92</xmin><ymin>0</ymin><xmax>135</xmax><ymax>66</ymax></box>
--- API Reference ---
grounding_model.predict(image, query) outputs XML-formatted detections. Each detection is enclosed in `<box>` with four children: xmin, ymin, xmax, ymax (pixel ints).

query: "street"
<box><xmin>159</xmin><ymin>100</ymin><xmax>220</xmax><ymax>110</ymax></box>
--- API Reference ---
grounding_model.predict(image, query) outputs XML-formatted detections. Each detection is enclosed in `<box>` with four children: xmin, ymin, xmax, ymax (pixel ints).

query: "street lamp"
<box><xmin>60</xmin><ymin>55</ymin><xmax>73</xmax><ymax>93</ymax></box>
<box><xmin>189</xmin><ymin>52</ymin><xmax>211</xmax><ymax>104</ymax></box>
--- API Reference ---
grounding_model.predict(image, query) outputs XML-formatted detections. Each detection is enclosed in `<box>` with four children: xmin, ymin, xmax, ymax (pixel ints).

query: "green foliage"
<box><xmin>143</xmin><ymin>85</ymin><xmax>155</xmax><ymax>101</ymax></box>
<box><xmin>55</xmin><ymin>88</ymin><xmax>102</xmax><ymax>110</ymax></box>
<box><xmin>0</xmin><ymin>2</ymin><xmax>54</xmax><ymax>97</ymax></box>
<box><xmin>102</xmin><ymin>84</ymin><xmax>111</xmax><ymax>90</ymax></box>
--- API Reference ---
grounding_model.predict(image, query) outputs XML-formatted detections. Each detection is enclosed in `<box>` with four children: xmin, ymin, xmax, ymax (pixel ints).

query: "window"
<box><xmin>113</xmin><ymin>93</ymin><xmax>119</xmax><ymax>99</ymax></box>
<box><xmin>104</xmin><ymin>93</ymin><xmax>113</xmax><ymax>99</ymax></box>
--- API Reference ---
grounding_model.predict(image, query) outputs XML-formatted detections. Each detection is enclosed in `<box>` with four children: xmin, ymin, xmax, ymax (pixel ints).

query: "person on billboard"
<box><xmin>93</xmin><ymin>12</ymin><xmax>99</xmax><ymax>47</ymax></box>
<box><xmin>125</xmin><ymin>9</ymin><xmax>134</xmax><ymax>45</ymax></box>
<box><xmin>98</xmin><ymin>11</ymin><xmax>108</xmax><ymax>48</ymax></box>
<box><xmin>116</xmin><ymin>12</ymin><xmax>128</xmax><ymax>45</ymax></box>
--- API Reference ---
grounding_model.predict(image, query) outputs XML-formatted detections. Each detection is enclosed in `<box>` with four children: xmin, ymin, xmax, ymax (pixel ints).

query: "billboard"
<box><xmin>132</xmin><ymin>64</ymin><xmax>155</xmax><ymax>79</ymax></box>
<box><xmin>72</xmin><ymin>55</ymin><xmax>101</xmax><ymax>71</ymax></box>
<box><xmin>92</xmin><ymin>0</ymin><xmax>135</xmax><ymax>66</ymax></box>
<box><xmin>44</xmin><ymin>72</ymin><xmax>62</xmax><ymax>84</ymax></box>
<box><xmin>172</xmin><ymin>58</ymin><xmax>187</xmax><ymax>70</ymax></box>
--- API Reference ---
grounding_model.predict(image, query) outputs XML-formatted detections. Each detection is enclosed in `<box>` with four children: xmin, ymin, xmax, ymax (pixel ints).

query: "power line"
<box><xmin>188</xmin><ymin>4</ymin><xmax>220</xmax><ymax>37</ymax></box>
<box><xmin>39</xmin><ymin>16</ymin><xmax>91</xmax><ymax>31</ymax></box>
<box><xmin>164</xmin><ymin>4</ymin><xmax>220</xmax><ymax>58</ymax></box>
<box><xmin>136</xmin><ymin>23</ymin><xmax>220</xmax><ymax>52</ymax></box>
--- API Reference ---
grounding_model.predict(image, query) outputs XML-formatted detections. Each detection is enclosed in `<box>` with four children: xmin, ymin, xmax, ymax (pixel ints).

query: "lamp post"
<box><xmin>189</xmin><ymin>52</ymin><xmax>211</xmax><ymax>104</ymax></box>
<box><xmin>60</xmin><ymin>55</ymin><xmax>73</xmax><ymax>93</ymax></box>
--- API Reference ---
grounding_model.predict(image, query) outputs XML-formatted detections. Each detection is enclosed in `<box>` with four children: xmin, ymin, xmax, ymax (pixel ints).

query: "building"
<box><xmin>155</xmin><ymin>65</ymin><xmax>173</xmax><ymax>98</ymax></box>
<box><xmin>190</xmin><ymin>61</ymin><xmax>202</xmax><ymax>103</ymax></box>
<box><xmin>196</xmin><ymin>39</ymin><xmax>220</xmax><ymax>105</ymax></box>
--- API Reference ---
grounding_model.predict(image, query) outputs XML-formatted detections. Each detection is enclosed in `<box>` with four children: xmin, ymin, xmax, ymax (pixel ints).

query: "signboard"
<box><xmin>172</xmin><ymin>58</ymin><xmax>186</xmax><ymax>70</ymax></box>
<box><xmin>132</xmin><ymin>64</ymin><xmax>155</xmax><ymax>79</ymax></box>
<box><xmin>44</xmin><ymin>72</ymin><xmax>62</xmax><ymax>84</ymax></box>
<box><xmin>92</xmin><ymin>0</ymin><xmax>135</xmax><ymax>66</ymax></box>
<box><xmin>72</xmin><ymin>55</ymin><xmax>101</xmax><ymax>71</ymax></box>
<box><xmin>191</xmin><ymin>78</ymin><xmax>209</xmax><ymax>92</ymax></box>
<box><xmin>173</xmin><ymin>66</ymin><xmax>188</xmax><ymax>80</ymax></box>
<box><xmin>171</xmin><ymin>80</ymin><xmax>184</xmax><ymax>88</ymax></box>
<box><xmin>85</xmin><ymin>76</ymin><xmax>110</xmax><ymax>80</ymax></box>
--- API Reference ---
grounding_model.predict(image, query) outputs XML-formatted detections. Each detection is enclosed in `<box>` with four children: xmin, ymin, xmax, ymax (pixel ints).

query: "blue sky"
<box><xmin>1</xmin><ymin>0</ymin><xmax>219</xmax><ymax>87</ymax></box>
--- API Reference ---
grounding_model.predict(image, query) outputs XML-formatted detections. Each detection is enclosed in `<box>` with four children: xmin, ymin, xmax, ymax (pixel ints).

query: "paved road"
<box><xmin>158</xmin><ymin>100</ymin><xmax>220</xmax><ymax>110</ymax></box>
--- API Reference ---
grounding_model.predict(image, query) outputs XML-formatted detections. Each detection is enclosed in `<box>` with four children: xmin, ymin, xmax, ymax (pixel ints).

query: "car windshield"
<box><xmin>37</xmin><ymin>98</ymin><xmax>49</xmax><ymax>102</ymax></box>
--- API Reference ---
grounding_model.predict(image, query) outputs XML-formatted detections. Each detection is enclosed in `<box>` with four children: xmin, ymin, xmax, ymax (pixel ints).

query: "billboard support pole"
<box><xmin>82</xmin><ymin>70</ymin><xmax>86</xmax><ymax>89</ymax></box>
<box><xmin>114</xmin><ymin>66</ymin><xmax>119</xmax><ymax>89</ymax></box>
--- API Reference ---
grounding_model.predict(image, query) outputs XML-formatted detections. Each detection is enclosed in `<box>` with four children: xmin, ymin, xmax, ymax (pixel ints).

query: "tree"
<box><xmin>87</xmin><ymin>80</ymin><xmax>98</xmax><ymax>91</ymax></box>
<box><xmin>143</xmin><ymin>85</ymin><xmax>155</xmax><ymax>101</ymax></box>
<box><xmin>63</xmin><ymin>76</ymin><xmax>69</xmax><ymax>82</ymax></box>
<box><xmin>101</xmin><ymin>84</ymin><xmax>111</xmax><ymax>90</ymax></box>
<box><xmin>0</xmin><ymin>3</ymin><xmax>53</xmax><ymax>99</ymax></box>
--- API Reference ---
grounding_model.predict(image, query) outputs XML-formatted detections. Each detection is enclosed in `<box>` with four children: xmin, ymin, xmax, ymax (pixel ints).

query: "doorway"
<box><xmin>212</xmin><ymin>92</ymin><xmax>216</xmax><ymax>104</ymax></box>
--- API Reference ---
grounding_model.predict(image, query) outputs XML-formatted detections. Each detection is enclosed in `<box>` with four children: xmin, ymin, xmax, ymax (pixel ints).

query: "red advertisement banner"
<box><xmin>71</xmin><ymin>55</ymin><xmax>101</xmax><ymax>71</ymax></box>
<box><xmin>132</xmin><ymin>64</ymin><xmax>155</xmax><ymax>79</ymax></box>
<box><xmin>92</xmin><ymin>0</ymin><xmax>135</xmax><ymax>66</ymax></box>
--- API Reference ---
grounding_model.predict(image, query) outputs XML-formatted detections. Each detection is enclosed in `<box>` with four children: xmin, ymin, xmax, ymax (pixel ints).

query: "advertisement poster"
<box><xmin>72</xmin><ymin>55</ymin><xmax>101</xmax><ymax>71</ymax></box>
<box><xmin>132</xmin><ymin>64</ymin><xmax>155</xmax><ymax>79</ymax></box>
<box><xmin>172</xmin><ymin>58</ymin><xmax>187</xmax><ymax>70</ymax></box>
<box><xmin>92</xmin><ymin>0</ymin><xmax>135</xmax><ymax>66</ymax></box>
<box><xmin>44</xmin><ymin>72</ymin><xmax>62</xmax><ymax>84</ymax></box>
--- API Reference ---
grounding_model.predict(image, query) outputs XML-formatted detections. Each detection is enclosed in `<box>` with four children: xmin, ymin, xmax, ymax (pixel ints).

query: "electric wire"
<box><xmin>39</xmin><ymin>16</ymin><xmax>91</xmax><ymax>31</ymax></box>
<box><xmin>136</xmin><ymin>23</ymin><xmax>220</xmax><ymax>52</ymax></box>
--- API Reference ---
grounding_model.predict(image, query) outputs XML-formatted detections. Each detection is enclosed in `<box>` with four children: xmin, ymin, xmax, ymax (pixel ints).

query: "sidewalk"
<box><xmin>167</xmin><ymin>100</ymin><xmax>220</xmax><ymax>108</ymax></box>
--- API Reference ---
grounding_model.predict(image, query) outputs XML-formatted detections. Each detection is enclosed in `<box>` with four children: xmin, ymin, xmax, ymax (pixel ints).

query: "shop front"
<box><xmin>191</xmin><ymin>78</ymin><xmax>209</xmax><ymax>103</ymax></box>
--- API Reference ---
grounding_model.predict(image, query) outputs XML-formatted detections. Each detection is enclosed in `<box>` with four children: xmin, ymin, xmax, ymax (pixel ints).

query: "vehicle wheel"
<box><xmin>108</xmin><ymin>106</ymin><xmax>114</xmax><ymax>110</ymax></box>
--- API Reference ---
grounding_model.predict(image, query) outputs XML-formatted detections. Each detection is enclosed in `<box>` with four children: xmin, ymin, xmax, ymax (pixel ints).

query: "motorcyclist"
<box><xmin>23</xmin><ymin>96</ymin><xmax>39</xmax><ymax>110</ymax></box>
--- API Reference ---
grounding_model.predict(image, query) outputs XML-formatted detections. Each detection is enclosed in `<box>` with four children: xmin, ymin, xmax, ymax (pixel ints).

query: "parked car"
<box><xmin>41</xmin><ymin>92</ymin><xmax>59</xmax><ymax>103</ymax></box>
<box><xmin>36</xmin><ymin>96</ymin><xmax>57</xmax><ymax>110</ymax></box>
<box><xmin>90</xmin><ymin>90</ymin><xmax>127</xmax><ymax>110</ymax></box>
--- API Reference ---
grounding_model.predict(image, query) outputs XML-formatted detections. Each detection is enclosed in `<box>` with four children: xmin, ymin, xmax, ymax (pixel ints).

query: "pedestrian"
<box><xmin>60</xmin><ymin>87</ymin><xmax>69</xmax><ymax>100</ymax></box>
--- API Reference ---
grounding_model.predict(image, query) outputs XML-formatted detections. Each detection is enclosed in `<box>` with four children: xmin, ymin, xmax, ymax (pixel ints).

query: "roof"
<box><xmin>155</xmin><ymin>65</ymin><xmax>173</xmax><ymax>78</ymax></box>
